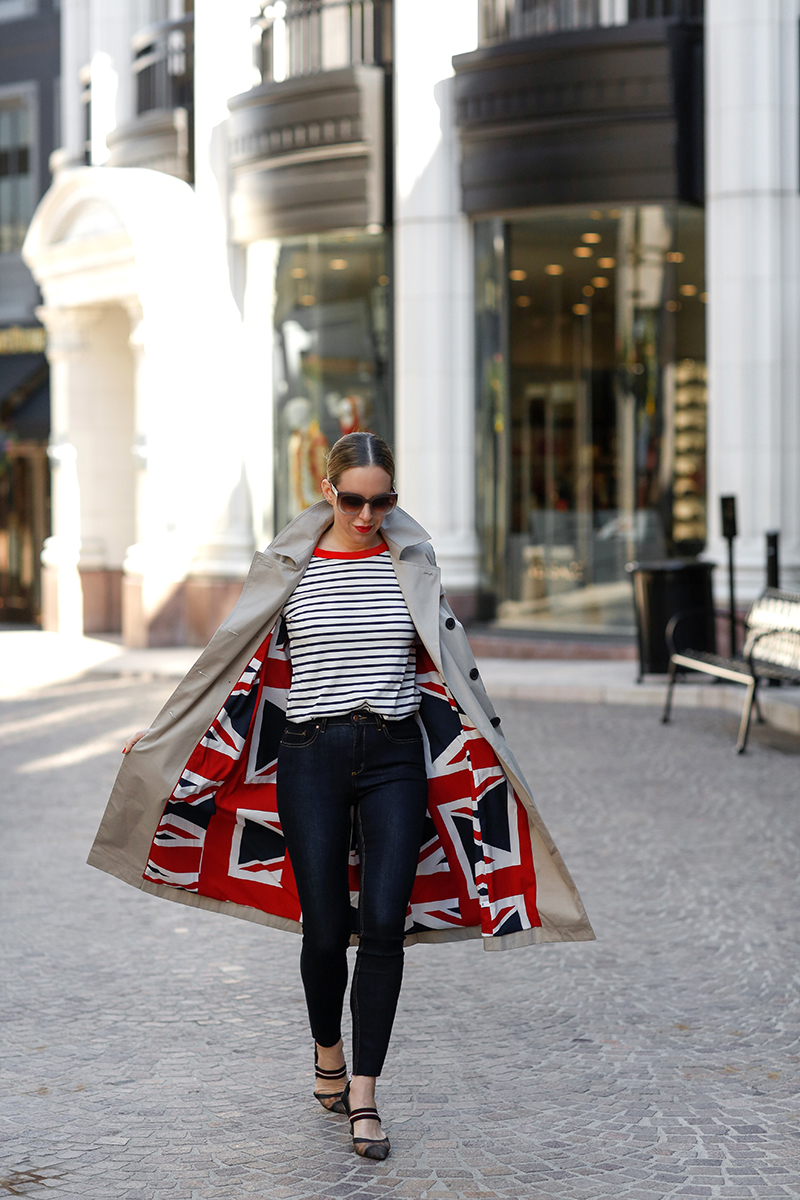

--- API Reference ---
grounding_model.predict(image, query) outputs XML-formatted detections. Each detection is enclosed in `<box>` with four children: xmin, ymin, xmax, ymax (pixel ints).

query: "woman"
<box><xmin>98</xmin><ymin>432</ymin><xmax>593</xmax><ymax>1162</ymax></box>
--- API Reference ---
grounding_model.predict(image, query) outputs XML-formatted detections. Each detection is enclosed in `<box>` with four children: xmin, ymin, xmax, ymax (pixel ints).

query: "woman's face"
<box><xmin>320</xmin><ymin>465</ymin><xmax>394</xmax><ymax>549</ymax></box>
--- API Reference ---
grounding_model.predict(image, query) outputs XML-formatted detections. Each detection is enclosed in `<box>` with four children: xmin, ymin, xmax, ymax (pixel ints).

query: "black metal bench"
<box><xmin>661</xmin><ymin>587</ymin><xmax>800</xmax><ymax>753</ymax></box>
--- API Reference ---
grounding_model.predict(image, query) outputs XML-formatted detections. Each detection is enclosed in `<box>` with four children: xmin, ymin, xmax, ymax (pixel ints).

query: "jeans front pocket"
<box><xmin>380</xmin><ymin>716</ymin><xmax>423</xmax><ymax>745</ymax></box>
<box><xmin>280</xmin><ymin>722</ymin><xmax>319</xmax><ymax>748</ymax></box>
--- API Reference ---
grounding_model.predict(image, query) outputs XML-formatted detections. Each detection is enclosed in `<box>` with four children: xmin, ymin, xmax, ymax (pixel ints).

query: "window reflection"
<box><xmin>273</xmin><ymin>232</ymin><xmax>391</xmax><ymax>530</ymax></box>
<box><xmin>476</xmin><ymin>205</ymin><xmax>706</xmax><ymax>632</ymax></box>
<box><xmin>0</xmin><ymin>98</ymin><xmax>33</xmax><ymax>253</ymax></box>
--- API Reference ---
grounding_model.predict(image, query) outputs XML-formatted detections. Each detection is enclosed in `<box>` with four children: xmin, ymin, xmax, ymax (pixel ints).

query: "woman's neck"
<box><xmin>316</xmin><ymin>525</ymin><xmax>385</xmax><ymax>554</ymax></box>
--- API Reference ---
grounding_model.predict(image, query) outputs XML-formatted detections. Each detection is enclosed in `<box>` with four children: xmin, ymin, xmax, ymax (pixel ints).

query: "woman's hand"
<box><xmin>122</xmin><ymin>730</ymin><xmax>149</xmax><ymax>755</ymax></box>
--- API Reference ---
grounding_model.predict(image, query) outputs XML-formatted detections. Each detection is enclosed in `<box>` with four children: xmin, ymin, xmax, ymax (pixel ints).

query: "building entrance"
<box><xmin>475</xmin><ymin>204</ymin><xmax>706</xmax><ymax>633</ymax></box>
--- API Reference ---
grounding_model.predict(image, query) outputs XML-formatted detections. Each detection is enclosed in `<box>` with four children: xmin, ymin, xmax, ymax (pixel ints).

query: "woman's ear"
<box><xmin>320</xmin><ymin>478</ymin><xmax>334</xmax><ymax>505</ymax></box>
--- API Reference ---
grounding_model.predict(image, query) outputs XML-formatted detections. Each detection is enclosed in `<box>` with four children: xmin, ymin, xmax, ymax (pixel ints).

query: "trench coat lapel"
<box><xmin>387</xmin><ymin>552</ymin><xmax>443</xmax><ymax>678</ymax></box>
<box><xmin>364</xmin><ymin>507</ymin><xmax>443</xmax><ymax>674</ymax></box>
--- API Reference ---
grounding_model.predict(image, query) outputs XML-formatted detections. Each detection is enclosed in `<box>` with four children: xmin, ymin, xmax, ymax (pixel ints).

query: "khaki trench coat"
<box><xmin>88</xmin><ymin>502</ymin><xmax>594</xmax><ymax>951</ymax></box>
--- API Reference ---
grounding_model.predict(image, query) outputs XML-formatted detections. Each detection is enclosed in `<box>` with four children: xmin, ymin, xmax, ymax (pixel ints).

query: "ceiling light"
<box><xmin>582</xmin><ymin>285</ymin><xmax>594</xmax><ymax>297</ymax></box>
<box><xmin>300</xmin><ymin>294</ymin><xmax>315</xmax><ymax>306</ymax></box>
<box><xmin>598</xmin><ymin>257</ymin><xmax>616</xmax><ymax>269</ymax></box>
<box><xmin>516</xmin><ymin>295</ymin><xmax>532</xmax><ymax>307</ymax></box>
<box><xmin>572</xmin><ymin>303</ymin><xmax>590</xmax><ymax>316</ymax></box>
<box><xmin>590</xmin><ymin>210</ymin><xmax>603</xmax><ymax>219</ymax></box>
<box><xmin>679</xmin><ymin>284</ymin><xmax>698</xmax><ymax>296</ymax></box>
<box><xmin>700</xmin><ymin>292</ymin><xmax>708</xmax><ymax>303</ymax></box>
<box><xmin>666</xmin><ymin>251</ymin><xmax>685</xmax><ymax>263</ymax></box>
<box><xmin>582</xmin><ymin>233</ymin><xmax>602</xmax><ymax>244</ymax></box>
<box><xmin>509</xmin><ymin>269</ymin><xmax>527</xmax><ymax>281</ymax></box>
<box><xmin>291</xmin><ymin>267</ymin><xmax>307</xmax><ymax>278</ymax></box>
<box><xmin>608</xmin><ymin>209</ymin><xmax>621</xmax><ymax>218</ymax></box>
<box><xmin>378</xmin><ymin>275</ymin><xmax>389</xmax><ymax>286</ymax></box>
<box><xmin>574</xmin><ymin>247</ymin><xmax>593</xmax><ymax>258</ymax></box>
<box><xmin>544</xmin><ymin>264</ymin><xmax>564</xmax><ymax>275</ymax></box>
<box><xmin>329</xmin><ymin>259</ymin><xmax>348</xmax><ymax>270</ymax></box>
<box><xmin>666</xmin><ymin>300</ymin><xmax>680</xmax><ymax>312</ymax></box>
<box><xmin>592</xmin><ymin>277</ymin><xmax>610</xmax><ymax>288</ymax></box>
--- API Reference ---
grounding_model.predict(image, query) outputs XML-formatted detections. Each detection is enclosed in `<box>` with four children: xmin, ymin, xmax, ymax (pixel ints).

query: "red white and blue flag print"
<box><xmin>144</xmin><ymin>622</ymin><xmax>541</xmax><ymax>941</ymax></box>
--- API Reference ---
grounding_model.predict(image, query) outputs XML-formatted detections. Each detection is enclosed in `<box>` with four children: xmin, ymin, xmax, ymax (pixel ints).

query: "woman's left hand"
<box><xmin>122</xmin><ymin>729</ymin><xmax>149</xmax><ymax>755</ymax></box>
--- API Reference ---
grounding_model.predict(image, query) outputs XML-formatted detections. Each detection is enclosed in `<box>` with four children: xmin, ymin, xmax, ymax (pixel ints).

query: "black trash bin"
<box><xmin>625</xmin><ymin>560</ymin><xmax>716</xmax><ymax>680</ymax></box>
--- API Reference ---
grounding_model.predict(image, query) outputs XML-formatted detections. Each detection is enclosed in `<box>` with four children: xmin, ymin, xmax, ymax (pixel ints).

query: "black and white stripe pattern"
<box><xmin>282</xmin><ymin>545</ymin><xmax>420</xmax><ymax>722</ymax></box>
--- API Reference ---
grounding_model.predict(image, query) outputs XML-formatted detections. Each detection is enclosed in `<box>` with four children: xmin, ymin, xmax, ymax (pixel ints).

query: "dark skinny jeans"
<box><xmin>276</xmin><ymin>710</ymin><xmax>428</xmax><ymax>1077</ymax></box>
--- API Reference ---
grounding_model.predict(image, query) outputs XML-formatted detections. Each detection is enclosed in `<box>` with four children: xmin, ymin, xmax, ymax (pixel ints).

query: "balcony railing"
<box><xmin>104</xmin><ymin>15</ymin><xmax>194</xmax><ymax>182</ymax></box>
<box><xmin>252</xmin><ymin>0</ymin><xmax>391</xmax><ymax>84</ymax></box>
<box><xmin>480</xmin><ymin>0</ymin><xmax>702</xmax><ymax>44</ymax></box>
<box><xmin>133</xmin><ymin>14</ymin><xmax>194</xmax><ymax>116</ymax></box>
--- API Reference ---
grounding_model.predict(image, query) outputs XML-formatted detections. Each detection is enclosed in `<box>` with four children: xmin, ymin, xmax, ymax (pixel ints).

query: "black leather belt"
<box><xmin>319</xmin><ymin>709</ymin><xmax>384</xmax><ymax>728</ymax></box>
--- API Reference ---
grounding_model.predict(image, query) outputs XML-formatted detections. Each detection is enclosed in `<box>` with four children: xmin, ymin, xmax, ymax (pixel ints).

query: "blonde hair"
<box><xmin>325</xmin><ymin>431</ymin><xmax>395</xmax><ymax>487</ymax></box>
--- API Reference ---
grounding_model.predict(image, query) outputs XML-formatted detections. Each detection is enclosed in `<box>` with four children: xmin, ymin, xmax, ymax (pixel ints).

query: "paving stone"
<box><xmin>2</xmin><ymin>681</ymin><xmax>800</xmax><ymax>1199</ymax></box>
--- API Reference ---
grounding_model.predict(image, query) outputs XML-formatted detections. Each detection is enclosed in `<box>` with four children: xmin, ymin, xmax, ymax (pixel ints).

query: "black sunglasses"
<box><xmin>328</xmin><ymin>482</ymin><xmax>398</xmax><ymax>515</ymax></box>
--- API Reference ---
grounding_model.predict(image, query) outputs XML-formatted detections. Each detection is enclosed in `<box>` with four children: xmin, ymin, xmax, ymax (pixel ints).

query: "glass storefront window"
<box><xmin>475</xmin><ymin>205</ymin><xmax>706</xmax><ymax>633</ymax></box>
<box><xmin>272</xmin><ymin>232</ymin><xmax>391</xmax><ymax>532</ymax></box>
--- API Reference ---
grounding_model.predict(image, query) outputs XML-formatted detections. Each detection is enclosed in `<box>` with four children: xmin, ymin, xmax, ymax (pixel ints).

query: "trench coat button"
<box><xmin>469</xmin><ymin>667</ymin><xmax>479</xmax><ymax>680</ymax></box>
<box><xmin>491</xmin><ymin>716</ymin><xmax>502</xmax><ymax>728</ymax></box>
<box><xmin>445</xmin><ymin>617</ymin><xmax>456</xmax><ymax>630</ymax></box>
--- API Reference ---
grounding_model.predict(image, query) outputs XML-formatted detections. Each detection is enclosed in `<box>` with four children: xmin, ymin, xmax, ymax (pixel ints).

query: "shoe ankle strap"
<box><xmin>315</xmin><ymin>1064</ymin><xmax>347</xmax><ymax>1079</ymax></box>
<box><xmin>349</xmin><ymin>1107</ymin><xmax>380</xmax><ymax>1124</ymax></box>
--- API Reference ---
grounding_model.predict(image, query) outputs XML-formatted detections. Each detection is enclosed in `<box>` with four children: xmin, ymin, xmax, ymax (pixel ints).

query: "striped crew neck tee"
<box><xmin>282</xmin><ymin>542</ymin><xmax>421</xmax><ymax>722</ymax></box>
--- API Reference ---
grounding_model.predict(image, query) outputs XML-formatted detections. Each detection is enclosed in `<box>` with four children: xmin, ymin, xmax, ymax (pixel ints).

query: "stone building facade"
<box><xmin>20</xmin><ymin>0</ymin><xmax>800</xmax><ymax>645</ymax></box>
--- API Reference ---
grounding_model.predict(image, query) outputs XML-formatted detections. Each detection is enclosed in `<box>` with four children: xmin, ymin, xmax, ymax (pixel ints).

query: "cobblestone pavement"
<box><xmin>1</xmin><ymin>675</ymin><xmax>799</xmax><ymax>1200</ymax></box>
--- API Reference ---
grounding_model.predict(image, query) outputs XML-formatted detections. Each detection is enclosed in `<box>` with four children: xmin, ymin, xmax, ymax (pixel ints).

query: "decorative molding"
<box><xmin>227</xmin><ymin>64</ymin><xmax>386</xmax><ymax>242</ymax></box>
<box><xmin>35</xmin><ymin>305</ymin><xmax>105</xmax><ymax>356</ymax></box>
<box><xmin>456</xmin><ymin>74</ymin><xmax>670</xmax><ymax>128</ymax></box>
<box><xmin>229</xmin><ymin>115</ymin><xmax>365</xmax><ymax>168</ymax></box>
<box><xmin>106</xmin><ymin>108</ymin><xmax>192</xmax><ymax>182</ymax></box>
<box><xmin>453</xmin><ymin>19</ymin><xmax>704</xmax><ymax>212</ymax></box>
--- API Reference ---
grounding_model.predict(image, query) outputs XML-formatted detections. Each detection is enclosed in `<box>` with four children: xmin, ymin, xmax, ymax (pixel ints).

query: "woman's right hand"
<box><xmin>122</xmin><ymin>729</ymin><xmax>149</xmax><ymax>755</ymax></box>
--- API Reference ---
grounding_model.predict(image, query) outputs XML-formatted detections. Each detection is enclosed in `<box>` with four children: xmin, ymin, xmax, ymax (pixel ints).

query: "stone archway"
<box><xmin>23</xmin><ymin>166</ymin><xmax>253</xmax><ymax>645</ymax></box>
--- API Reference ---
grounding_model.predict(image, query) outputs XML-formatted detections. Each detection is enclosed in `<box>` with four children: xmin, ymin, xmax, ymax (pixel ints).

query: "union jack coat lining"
<box><xmin>88</xmin><ymin>502</ymin><xmax>595</xmax><ymax>951</ymax></box>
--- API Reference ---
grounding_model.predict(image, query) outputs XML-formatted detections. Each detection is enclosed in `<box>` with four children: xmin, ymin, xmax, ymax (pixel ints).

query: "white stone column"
<box><xmin>60</xmin><ymin>0</ymin><xmax>90</xmax><ymax>165</ymax></box>
<box><xmin>706</xmin><ymin>0</ymin><xmax>800</xmax><ymax>598</ymax></box>
<box><xmin>193</xmin><ymin>0</ymin><xmax>253</xmax><ymax>294</ymax></box>
<box><xmin>242</xmin><ymin>239</ymin><xmax>280</xmax><ymax>548</ymax></box>
<box><xmin>36</xmin><ymin>306</ymin><xmax>105</xmax><ymax>635</ymax></box>
<box><xmin>393</xmin><ymin>0</ymin><xmax>480</xmax><ymax>607</ymax></box>
<box><xmin>120</xmin><ymin>300</ymin><xmax>152</xmax><ymax>647</ymax></box>
<box><xmin>183</xmin><ymin>0</ymin><xmax>260</xmax><ymax>579</ymax></box>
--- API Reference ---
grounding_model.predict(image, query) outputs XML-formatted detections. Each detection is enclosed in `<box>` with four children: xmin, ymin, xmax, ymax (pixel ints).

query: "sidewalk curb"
<box><xmin>2</xmin><ymin>630</ymin><xmax>798</xmax><ymax>741</ymax></box>
<box><xmin>476</xmin><ymin>660</ymin><xmax>800</xmax><ymax>739</ymax></box>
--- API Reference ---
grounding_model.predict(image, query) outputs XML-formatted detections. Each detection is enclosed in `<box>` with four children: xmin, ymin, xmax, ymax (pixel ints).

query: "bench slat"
<box><xmin>671</xmin><ymin>653</ymin><xmax>753</xmax><ymax>685</ymax></box>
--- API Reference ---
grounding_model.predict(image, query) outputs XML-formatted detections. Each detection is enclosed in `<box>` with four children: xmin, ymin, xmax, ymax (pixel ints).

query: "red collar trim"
<box><xmin>313</xmin><ymin>540</ymin><xmax>389</xmax><ymax>560</ymax></box>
